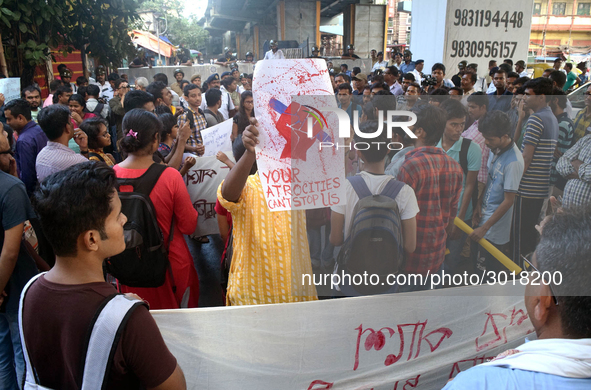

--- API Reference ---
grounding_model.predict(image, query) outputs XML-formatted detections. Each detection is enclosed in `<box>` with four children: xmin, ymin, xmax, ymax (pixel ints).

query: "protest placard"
<box><xmin>153</xmin><ymin>283</ymin><xmax>534</xmax><ymax>389</ymax></box>
<box><xmin>185</xmin><ymin>153</ymin><xmax>235</xmax><ymax>237</ymax></box>
<box><xmin>200</xmin><ymin>118</ymin><xmax>233</xmax><ymax>157</ymax></box>
<box><xmin>0</xmin><ymin>78</ymin><xmax>21</xmax><ymax>104</ymax></box>
<box><xmin>252</xmin><ymin>59</ymin><xmax>345</xmax><ymax>212</ymax></box>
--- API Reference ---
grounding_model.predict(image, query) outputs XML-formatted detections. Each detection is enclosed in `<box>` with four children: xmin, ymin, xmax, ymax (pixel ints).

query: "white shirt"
<box><xmin>473</xmin><ymin>77</ymin><xmax>487</xmax><ymax>92</ymax></box>
<box><xmin>36</xmin><ymin>141</ymin><xmax>87</xmax><ymax>182</ymax></box>
<box><xmin>372</xmin><ymin>61</ymin><xmax>388</xmax><ymax>72</ymax></box>
<box><xmin>94</xmin><ymin>81</ymin><xmax>113</xmax><ymax>101</ymax></box>
<box><xmin>199</xmin><ymin>87</ymin><xmax>235</xmax><ymax>120</ymax></box>
<box><xmin>486</xmin><ymin>82</ymin><xmax>497</xmax><ymax>94</ymax></box>
<box><xmin>410</xmin><ymin>69</ymin><xmax>423</xmax><ymax>84</ymax></box>
<box><xmin>331</xmin><ymin>171</ymin><xmax>420</xmax><ymax>238</ymax></box>
<box><xmin>264</xmin><ymin>49</ymin><xmax>285</xmax><ymax>60</ymax></box>
<box><xmin>519</xmin><ymin>70</ymin><xmax>528</xmax><ymax>78</ymax></box>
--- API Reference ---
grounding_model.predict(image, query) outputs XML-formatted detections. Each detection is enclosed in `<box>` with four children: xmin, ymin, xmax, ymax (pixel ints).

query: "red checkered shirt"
<box><xmin>462</xmin><ymin>120</ymin><xmax>490</xmax><ymax>184</ymax></box>
<box><xmin>177</xmin><ymin>107</ymin><xmax>207</xmax><ymax>148</ymax></box>
<box><xmin>397</xmin><ymin>146</ymin><xmax>463</xmax><ymax>275</ymax></box>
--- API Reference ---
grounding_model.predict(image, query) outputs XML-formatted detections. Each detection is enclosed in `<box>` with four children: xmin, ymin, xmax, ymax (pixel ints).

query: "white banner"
<box><xmin>185</xmin><ymin>153</ymin><xmax>235</xmax><ymax>237</ymax></box>
<box><xmin>443</xmin><ymin>0</ymin><xmax>534</xmax><ymax>75</ymax></box>
<box><xmin>201</xmin><ymin>119</ymin><xmax>233</xmax><ymax>157</ymax></box>
<box><xmin>152</xmin><ymin>284</ymin><xmax>534</xmax><ymax>389</ymax></box>
<box><xmin>252</xmin><ymin>59</ymin><xmax>346</xmax><ymax>212</ymax></box>
<box><xmin>0</xmin><ymin>78</ymin><xmax>21</xmax><ymax>104</ymax></box>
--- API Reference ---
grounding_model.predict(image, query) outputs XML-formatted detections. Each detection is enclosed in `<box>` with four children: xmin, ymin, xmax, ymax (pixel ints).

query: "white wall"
<box><xmin>409</xmin><ymin>0</ymin><xmax>448</xmax><ymax>72</ymax></box>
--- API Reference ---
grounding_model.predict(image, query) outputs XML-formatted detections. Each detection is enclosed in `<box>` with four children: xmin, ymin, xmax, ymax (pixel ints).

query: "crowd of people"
<box><xmin>0</xmin><ymin>47</ymin><xmax>589</xmax><ymax>389</ymax></box>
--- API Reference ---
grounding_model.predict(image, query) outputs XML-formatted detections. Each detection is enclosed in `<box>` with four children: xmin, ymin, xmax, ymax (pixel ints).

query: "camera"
<box><xmin>421</xmin><ymin>75</ymin><xmax>438</xmax><ymax>88</ymax></box>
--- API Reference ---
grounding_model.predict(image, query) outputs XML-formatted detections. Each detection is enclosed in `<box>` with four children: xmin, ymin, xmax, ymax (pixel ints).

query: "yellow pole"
<box><xmin>454</xmin><ymin>217</ymin><xmax>522</xmax><ymax>273</ymax></box>
<box><xmin>316</xmin><ymin>1</ymin><xmax>321</xmax><ymax>48</ymax></box>
<box><xmin>279</xmin><ymin>1</ymin><xmax>285</xmax><ymax>41</ymax></box>
<box><xmin>383</xmin><ymin>3</ymin><xmax>389</xmax><ymax>55</ymax></box>
<box><xmin>254</xmin><ymin>25</ymin><xmax>260</xmax><ymax>60</ymax></box>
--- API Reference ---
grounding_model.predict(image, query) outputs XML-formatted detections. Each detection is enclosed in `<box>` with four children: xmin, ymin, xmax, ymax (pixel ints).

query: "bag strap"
<box><xmin>80</xmin><ymin>294</ymin><xmax>146</xmax><ymax>390</ymax></box>
<box><xmin>459</xmin><ymin>138</ymin><xmax>471</xmax><ymax>176</ymax></box>
<box><xmin>380</xmin><ymin>179</ymin><xmax>405</xmax><ymax>200</ymax></box>
<box><xmin>88</xmin><ymin>152</ymin><xmax>105</xmax><ymax>162</ymax></box>
<box><xmin>117</xmin><ymin>163</ymin><xmax>167</xmax><ymax>196</ymax></box>
<box><xmin>347</xmin><ymin>175</ymin><xmax>372</xmax><ymax>199</ymax></box>
<box><xmin>19</xmin><ymin>272</ymin><xmax>46</xmax><ymax>386</ymax></box>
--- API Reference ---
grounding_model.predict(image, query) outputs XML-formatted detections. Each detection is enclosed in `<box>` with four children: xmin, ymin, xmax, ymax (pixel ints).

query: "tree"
<box><xmin>0</xmin><ymin>0</ymin><xmax>142</xmax><ymax>85</ymax></box>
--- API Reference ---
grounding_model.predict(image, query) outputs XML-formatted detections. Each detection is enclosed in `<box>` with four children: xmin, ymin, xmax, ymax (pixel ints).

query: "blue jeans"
<box><xmin>444</xmin><ymin>223</ymin><xmax>469</xmax><ymax>275</ymax></box>
<box><xmin>0</xmin><ymin>311</ymin><xmax>23</xmax><ymax>390</ymax></box>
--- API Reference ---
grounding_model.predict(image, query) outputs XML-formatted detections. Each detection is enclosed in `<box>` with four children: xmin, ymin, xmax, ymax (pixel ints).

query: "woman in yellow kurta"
<box><xmin>217</xmin><ymin>125</ymin><xmax>317</xmax><ymax>306</ymax></box>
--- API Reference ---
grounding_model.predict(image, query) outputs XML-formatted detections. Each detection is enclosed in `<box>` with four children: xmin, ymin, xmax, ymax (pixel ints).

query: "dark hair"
<box><xmin>32</xmin><ymin>162</ymin><xmax>118</xmax><ymax>257</ymax></box>
<box><xmin>549</xmin><ymin>70</ymin><xmax>567</xmax><ymax>88</ymax></box>
<box><xmin>440</xmin><ymin>98</ymin><xmax>467</xmax><ymax>120</ymax></box>
<box><xmin>37</xmin><ymin>105</ymin><xmax>70</xmax><ymax>141</ymax></box>
<box><xmin>535</xmin><ymin>206</ymin><xmax>591</xmax><ymax>338</ymax></box>
<box><xmin>431</xmin><ymin>63</ymin><xmax>446</xmax><ymax>74</ymax></box>
<box><xmin>514</xmin><ymin>76</ymin><xmax>530</xmax><ymax>87</ymax></box>
<box><xmin>76</xmin><ymin>76</ymin><xmax>88</xmax><ymax>86</ymax></box>
<box><xmin>353</xmin><ymin>121</ymin><xmax>389</xmax><ymax>163</ymax></box>
<box><xmin>80</xmin><ymin>117</ymin><xmax>109</xmax><ymax>150</ymax></box>
<box><xmin>352</xmin><ymin>67</ymin><xmax>361</xmax><ymax>75</ymax></box>
<box><xmin>466</xmin><ymin>91</ymin><xmax>489</xmax><ymax>107</ymax></box>
<box><xmin>362</xmin><ymin>101</ymin><xmax>376</xmax><ymax>120</ymax></box>
<box><xmin>49</xmin><ymin>79</ymin><xmax>62</xmax><ymax>93</ymax></box>
<box><xmin>340</xmin><ymin>64</ymin><xmax>348</xmax><ymax>70</ymax></box>
<box><xmin>57</xmin><ymin>64</ymin><xmax>67</xmax><ymax>73</ymax></box>
<box><xmin>153</xmin><ymin>73</ymin><xmax>169</xmax><ymax>85</ymax></box>
<box><xmin>236</xmin><ymin>91</ymin><xmax>255</xmax><ymax>136</ymax></box>
<box><xmin>386</xmin><ymin>66</ymin><xmax>399</xmax><ymax>77</ymax></box>
<box><xmin>498</xmin><ymin>63</ymin><xmax>512</xmax><ymax>74</ymax></box>
<box><xmin>336</xmin><ymin>73</ymin><xmax>351</xmax><ymax>83</ymax></box>
<box><xmin>507</xmin><ymin>71</ymin><xmax>520</xmax><ymax>79</ymax></box>
<box><xmin>479</xmin><ymin>110</ymin><xmax>511</xmax><ymax>138</ymax></box>
<box><xmin>402</xmin><ymin>73</ymin><xmax>415</xmax><ymax>82</ymax></box>
<box><xmin>4</xmin><ymin>99</ymin><xmax>32</xmax><ymax>121</ymax></box>
<box><xmin>184</xmin><ymin>83</ymin><xmax>201</xmax><ymax>97</ymax></box>
<box><xmin>553</xmin><ymin>58</ymin><xmax>562</xmax><ymax>64</ymax></box>
<box><xmin>205</xmin><ymin>88</ymin><xmax>222</xmax><ymax>107</ymax></box>
<box><xmin>154</xmin><ymin>105</ymin><xmax>172</xmax><ymax>116</ymax></box>
<box><xmin>464</xmin><ymin>72</ymin><xmax>477</xmax><ymax>84</ymax></box>
<box><xmin>413</xmin><ymin>104</ymin><xmax>447</xmax><ymax>146</ymax></box>
<box><xmin>146</xmin><ymin>81</ymin><xmax>167</xmax><ymax>101</ymax></box>
<box><xmin>120</xmin><ymin>109</ymin><xmax>162</xmax><ymax>154</ymax></box>
<box><xmin>515</xmin><ymin>86</ymin><xmax>526</xmax><ymax>95</ymax></box>
<box><xmin>449</xmin><ymin>87</ymin><xmax>464</xmax><ymax>95</ymax></box>
<box><xmin>504</xmin><ymin>59</ymin><xmax>513</xmax><ymax>66</ymax></box>
<box><xmin>53</xmin><ymin>85</ymin><xmax>72</xmax><ymax>104</ymax></box>
<box><xmin>107</xmin><ymin>73</ymin><xmax>120</xmax><ymax>82</ymax></box>
<box><xmin>408</xmin><ymin>82</ymin><xmax>421</xmax><ymax>91</ymax></box>
<box><xmin>86</xmin><ymin>84</ymin><xmax>100</xmax><ymax>98</ymax></box>
<box><xmin>180</xmin><ymin>80</ymin><xmax>190</xmax><ymax>91</ymax></box>
<box><xmin>77</xmin><ymin>86</ymin><xmax>87</xmax><ymax>99</ymax></box>
<box><xmin>429</xmin><ymin>88</ymin><xmax>449</xmax><ymax>96</ymax></box>
<box><xmin>158</xmin><ymin>113</ymin><xmax>177</xmax><ymax>141</ymax></box>
<box><xmin>221</xmin><ymin>76</ymin><xmax>236</xmax><ymax>89</ymax></box>
<box><xmin>488</xmin><ymin>60</ymin><xmax>497</xmax><ymax>67</ymax></box>
<box><xmin>337</xmin><ymin>83</ymin><xmax>353</xmax><ymax>94</ymax></box>
<box><xmin>523</xmin><ymin>77</ymin><xmax>554</xmax><ymax>101</ymax></box>
<box><xmin>543</xmin><ymin>68</ymin><xmax>554</xmax><ymax>75</ymax></box>
<box><xmin>493</xmin><ymin>68</ymin><xmax>507</xmax><ymax>77</ymax></box>
<box><xmin>114</xmin><ymin>79</ymin><xmax>126</xmax><ymax>89</ymax></box>
<box><xmin>68</xmin><ymin>94</ymin><xmax>86</xmax><ymax>110</ymax></box>
<box><xmin>372</xmin><ymin>91</ymin><xmax>396</xmax><ymax>111</ymax></box>
<box><xmin>21</xmin><ymin>85</ymin><xmax>41</xmax><ymax>99</ymax></box>
<box><xmin>124</xmin><ymin>90</ymin><xmax>155</xmax><ymax>113</ymax></box>
<box><xmin>551</xmin><ymin>88</ymin><xmax>568</xmax><ymax>110</ymax></box>
<box><xmin>370</xmin><ymin>82</ymin><xmax>389</xmax><ymax>92</ymax></box>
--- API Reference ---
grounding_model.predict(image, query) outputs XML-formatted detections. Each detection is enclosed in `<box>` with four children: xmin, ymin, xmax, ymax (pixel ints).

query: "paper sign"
<box><xmin>185</xmin><ymin>152</ymin><xmax>235</xmax><ymax>237</ymax></box>
<box><xmin>152</xmin><ymin>283</ymin><xmax>534</xmax><ymax>389</ymax></box>
<box><xmin>201</xmin><ymin>118</ymin><xmax>233</xmax><ymax>157</ymax></box>
<box><xmin>0</xmin><ymin>78</ymin><xmax>21</xmax><ymax>104</ymax></box>
<box><xmin>252</xmin><ymin>59</ymin><xmax>345</xmax><ymax>211</ymax></box>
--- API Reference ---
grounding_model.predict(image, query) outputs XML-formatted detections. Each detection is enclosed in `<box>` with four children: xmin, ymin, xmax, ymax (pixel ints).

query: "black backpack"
<box><xmin>336</xmin><ymin>176</ymin><xmax>405</xmax><ymax>295</ymax></box>
<box><xmin>104</xmin><ymin>164</ymin><xmax>175</xmax><ymax>289</ymax></box>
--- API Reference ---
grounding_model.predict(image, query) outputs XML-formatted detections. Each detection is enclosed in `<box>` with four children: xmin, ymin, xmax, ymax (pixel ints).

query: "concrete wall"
<box><xmin>257</xmin><ymin>24</ymin><xmax>277</xmax><ymax>57</ymax></box>
<box><xmin>354</xmin><ymin>4</ymin><xmax>386</xmax><ymax>58</ymax></box>
<box><xmin>119</xmin><ymin>64</ymin><xmax>256</xmax><ymax>86</ymax></box>
<box><xmin>285</xmin><ymin>1</ymin><xmax>317</xmax><ymax>49</ymax></box>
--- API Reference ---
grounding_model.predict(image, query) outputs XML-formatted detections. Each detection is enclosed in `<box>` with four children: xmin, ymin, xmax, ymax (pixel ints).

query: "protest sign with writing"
<box><xmin>153</xmin><ymin>283</ymin><xmax>534</xmax><ymax>389</ymax></box>
<box><xmin>252</xmin><ymin>59</ymin><xmax>345</xmax><ymax>212</ymax></box>
<box><xmin>0</xmin><ymin>78</ymin><xmax>21</xmax><ymax>104</ymax></box>
<box><xmin>185</xmin><ymin>153</ymin><xmax>235</xmax><ymax>237</ymax></box>
<box><xmin>201</xmin><ymin>118</ymin><xmax>233</xmax><ymax>157</ymax></box>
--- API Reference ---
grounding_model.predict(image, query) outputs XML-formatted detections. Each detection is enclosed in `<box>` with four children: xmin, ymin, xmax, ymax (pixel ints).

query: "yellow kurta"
<box><xmin>217</xmin><ymin>173</ymin><xmax>318</xmax><ymax>306</ymax></box>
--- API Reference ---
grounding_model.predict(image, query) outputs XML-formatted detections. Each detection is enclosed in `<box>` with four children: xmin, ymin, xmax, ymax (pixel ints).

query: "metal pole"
<box><xmin>157</xmin><ymin>18</ymin><xmax>162</xmax><ymax>66</ymax></box>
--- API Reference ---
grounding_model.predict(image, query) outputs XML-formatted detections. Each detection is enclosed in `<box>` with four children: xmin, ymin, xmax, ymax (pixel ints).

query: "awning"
<box><xmin>319</xmin><ymin>25</ymin><xmax>343</xmax><ymax>36</ymax></box>
<box><xmin>131</xmin><ymin>30</ymin><xmax>175</xmax><ymax>58</ymax></box>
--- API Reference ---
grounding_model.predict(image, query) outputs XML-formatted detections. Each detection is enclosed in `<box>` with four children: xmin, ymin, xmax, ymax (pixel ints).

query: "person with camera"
<box><xmin>423</xmin><ymin>63</ymin><xmax>454</xmax><ymax>93</ymax></box>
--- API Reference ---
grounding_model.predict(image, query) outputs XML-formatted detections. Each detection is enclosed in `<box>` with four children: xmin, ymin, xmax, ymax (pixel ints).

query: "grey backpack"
<box><xmin>337</xmin><ymin>175</ymin><xmax>405</xmax><ymax>294</ymax></box>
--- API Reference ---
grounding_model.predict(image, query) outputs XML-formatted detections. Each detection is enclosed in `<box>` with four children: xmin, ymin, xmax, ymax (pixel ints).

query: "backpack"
<box><xmin>459</xmin><ymin>138</ymin><xmax>479</xmax><ymax>214</ymax></box>
<box><xmin>88</xmin><ymin>152</ymin><xmax>105</xmax><ymax>163</ymax></box>
<box><xmin>336</xmin><ymin>175</ymin><xmax>405</xmax><ymax>295</ymax></box>
<box><xmin>19</xmin><ymin>273</ymin><xmax>147</xmax><ymax>390</ymax></box>
<box><xmin>104</xmin><ymin>164</ymin><xmax>175</xmax><ymax>289</ymax></box>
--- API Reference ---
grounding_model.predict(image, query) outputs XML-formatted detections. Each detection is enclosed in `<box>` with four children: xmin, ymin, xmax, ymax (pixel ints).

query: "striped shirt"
<box><xmin>518</xmin><ymin>106</ymin><xmax>559</xmax><ymax>199</ymax></box>
<box><xmin>177</xmin><ymin>107</ymin><xmax>207</xmax><ymax>148</ymax></box>
<box><xmin>35</xmin><ymin>141</ymin><xmax>87</xmax><ymax>183</ymax></box>
<box><xmin>573</xmin><ymin>107</ymin><xmax>591</xmax><ymax>144</ymax></box>
<box><xmin>462</xmin><ymin>119</ymin><xmax>490</xmax><ymax>184</ymax></box>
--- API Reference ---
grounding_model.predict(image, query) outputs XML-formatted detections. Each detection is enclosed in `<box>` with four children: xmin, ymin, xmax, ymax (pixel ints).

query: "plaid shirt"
<box><xmin>177</xmin><ymin>107</ymin><xmax>207</xmax><ymax>148</ymax></box>
<box><xmin>556</xmin><ymin>134</ymin><xmax>591</xmax><ymax>207</ymax></box>
<box><xmin>462</xmin><ymin>120</ymin><xmax>490</xmax><ymax>184</ymax></box>
<box><xmin>397</xmin><ymin>147</ymin><xmax>463</xmax><ymax>275</ymax></box>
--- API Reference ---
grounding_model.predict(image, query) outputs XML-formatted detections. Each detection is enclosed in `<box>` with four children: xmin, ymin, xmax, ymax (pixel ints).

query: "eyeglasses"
<box><xmin>0</xmin><ymin>149</ymin><xmax>14</xmax><ymax>156</ymax></box>
<box><xmin>521</xmin><ymin>253</ymin><xmax>559</xmax><ymax>305</ymax></box>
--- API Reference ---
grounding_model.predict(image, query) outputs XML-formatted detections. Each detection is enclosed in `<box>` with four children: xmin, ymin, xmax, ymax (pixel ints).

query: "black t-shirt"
<box><xmin>217</xmin><ymin>55</ymin><xmax>236</xmax><ymax>62</ymax></box>
<box><xmin>132</xmin><ymin>57</ymin><xmax>148</xmax><ymax>66</ymax></box>
<box><xmin>343</xmin><ymin>54</ymin><xmax>360</xmax><ymax>59</ymax></box>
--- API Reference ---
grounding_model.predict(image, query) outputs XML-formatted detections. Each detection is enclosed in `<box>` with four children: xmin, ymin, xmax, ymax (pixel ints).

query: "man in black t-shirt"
<box><xmin>215</xmin><ymin>47</ymin><xmax>236</xmax><ymax>67</ymax></box>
